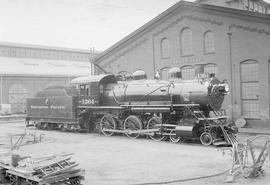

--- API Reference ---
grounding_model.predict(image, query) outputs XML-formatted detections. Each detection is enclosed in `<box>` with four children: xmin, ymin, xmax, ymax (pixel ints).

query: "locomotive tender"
<box><xmin>26</xmin><ymin>64</ymin><xmax>237</xmax><ymax>146</ymax></box>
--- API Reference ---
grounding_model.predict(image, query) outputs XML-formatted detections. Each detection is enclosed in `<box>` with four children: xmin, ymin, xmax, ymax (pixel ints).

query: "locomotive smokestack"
<box><xmin>194</xmin><ymin>63</ymin><xmax>204</xmax><ymax>78</ymax></box>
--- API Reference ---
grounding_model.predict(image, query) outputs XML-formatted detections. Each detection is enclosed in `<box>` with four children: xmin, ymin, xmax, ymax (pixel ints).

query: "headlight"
<box><xmin>224</xmin><ymin>83</ymin><xmax>229</xmax><ymax>93</ymax></box>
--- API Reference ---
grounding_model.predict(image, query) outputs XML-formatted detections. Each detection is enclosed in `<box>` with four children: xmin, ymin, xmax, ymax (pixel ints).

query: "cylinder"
<box><xmin>175</xmin><ymin>125</ymin><xmax>195</xmax><ymax>137</ymax></box>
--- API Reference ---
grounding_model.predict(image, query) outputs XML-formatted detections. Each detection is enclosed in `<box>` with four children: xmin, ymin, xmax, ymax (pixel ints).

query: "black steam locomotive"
<box><xmin>26</xmin><ymin>65</ymin><xmax>237</xmax><ymax>146</ymax></box>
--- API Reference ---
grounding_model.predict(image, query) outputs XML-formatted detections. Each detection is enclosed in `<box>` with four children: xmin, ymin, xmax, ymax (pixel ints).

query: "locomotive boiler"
<box><xmin>26</xmin><ymin>65</ymin><xmax>237</xmax><ymax>146</ymax></box>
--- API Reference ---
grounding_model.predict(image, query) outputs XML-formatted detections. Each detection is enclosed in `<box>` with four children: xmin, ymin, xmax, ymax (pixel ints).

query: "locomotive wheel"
<box><xmin>147</xmin><ymin>117</ymin><xmax>166</xmax><ymax>141</ymax></box>
<box><xmin>124</xmin><ymin>115</ymin><xmax>142</xmax><ymax>139</ymax></box>
<box><xmin>100</xmin><ymin>114</ymin><xmax>116</xmax><ymax>136</ymax></box>
<box><xmin>169</xmin><ymin>130</ymin><xmax>182</xmax><ymax>143</ymax></box>
<box><xmin>200</xmin><ymin>132</ymin><xmax>213</xmax><ymax>146</ymax></box>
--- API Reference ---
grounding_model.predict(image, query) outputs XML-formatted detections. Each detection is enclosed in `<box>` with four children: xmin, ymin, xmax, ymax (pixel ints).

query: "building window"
<box><xmin>180</xmin><ymin>28</ymin><xmax>192</xmax><ymax>56</ymax></box>
<box><xmin>254</xmin><ymin>3</ymin><xmax>258</xmax><ymax>12</ymax></box>
<box><xmin>258</xmin><ymin>4</ymin><xmax>263</xmax><ymax>13</ymax></box>
<box><xmin>243</xmin><ymin>0</ymin><xmax>249</xmax><ymax>10</ymax></box>
<box><xmin>249</xmin><ymin>1</ymin><xmax>254</xmax><ymax>11</ymax></box>
<box><xmin>10</xmin><ymin>48</ymin><xmax>16</xmax><ymax>56</ymax></box>
<box><xmin>204</xmin><ymin>63</ymin><xmax>218</xmax><ymax>76</ymax></box>
<box><xmin>17</xmin><ymin>48</ymin><xmax>25</xmax><ymax>57</ymax></box>
<box><xmin>240</xmin><ymin>60</ymin><xmax>259</xmax><ymax>118</ymax></box>
<box><xmin>204</xmin><ymin>31</ymin><xmax>215</xmax><ymax>54</ymax></box>
<box><xmin>161</xmin><ymin>38</ymin><xmax>170</xmax><ymax>58</ymax></box>
<box><xmin>181</xmin><ymin>65</ymin><xmax>194</xmax><ymax>80</ymax></box>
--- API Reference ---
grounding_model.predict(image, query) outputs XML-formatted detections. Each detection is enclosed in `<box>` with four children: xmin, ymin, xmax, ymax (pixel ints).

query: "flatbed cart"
<box><xmin>0</xmin><ymin>158</ymin><xmax>85</xmax><ymax>185</ymax></box>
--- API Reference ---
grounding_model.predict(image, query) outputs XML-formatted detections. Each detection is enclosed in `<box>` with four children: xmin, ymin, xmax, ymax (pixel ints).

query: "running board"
<box><xmin>102</xmin><ymin>128</ymin><xmax>159</xmax><ymax>135</ymax></box>
<box><xmin>198</xmin><ymin>116</ymin><xmax>228</xmax><ymax>121</ymax></box>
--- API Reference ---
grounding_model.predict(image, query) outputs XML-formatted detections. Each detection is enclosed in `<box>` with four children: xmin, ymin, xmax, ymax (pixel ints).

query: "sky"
<box><xmin>0</xmin><ymin>0</ymin><xmax>269</xmax><ymax>51</ymax></box>
<box><xmin>0</xmin><ymin>0</ymin><xmax>194</xmax><ymax>51</ymax></box>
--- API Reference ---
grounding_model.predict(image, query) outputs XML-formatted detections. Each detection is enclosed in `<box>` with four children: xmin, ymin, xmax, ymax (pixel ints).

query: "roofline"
<box><xmin>0</xmin><ymin>74</ymin><xmax>89</xmax><ymax>77</ymax></box>
<box><xmin>196</xmin><ymin>0</ymin><xmax>270</xmax><ymax>7</ymax></box>
<box><xmin>94</xmin><ymin>0</ymin><xmax>270</xmax><ymax>63</ymax></box>
<box><xmin>0</xmin><ymin>41</ymin><xmax>101</xmax><ymax>54</ymax></box>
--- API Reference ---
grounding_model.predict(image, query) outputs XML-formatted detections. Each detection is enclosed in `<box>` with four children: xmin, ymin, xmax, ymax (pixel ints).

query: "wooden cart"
<box><xmin>0</xmin><ymin>155</ymin><xmax>84</xmax><ymax>185</ymax></box>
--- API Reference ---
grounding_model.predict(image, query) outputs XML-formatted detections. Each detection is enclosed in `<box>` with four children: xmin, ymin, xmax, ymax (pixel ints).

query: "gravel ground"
<box><xmin>0</xmin><ymin>122</ymin><xmax>270</xmax><ymax>185</ymax></box>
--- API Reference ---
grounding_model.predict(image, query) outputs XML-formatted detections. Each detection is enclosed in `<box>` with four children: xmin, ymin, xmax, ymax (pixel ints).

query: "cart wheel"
<box><xmin>100</xmin><ymin>114</ymin><xmax>117</xmax><ymax>136</ymax></box>
<box><xmin>69</xmin><ymin>177</ymin><xmax>81</xmax><ymax>185</ymax></box>
<box><xmin>124</xmin><ymin>115</ymin><xmax>142</xmax><ymax>139</ymax></box>
<box><xmin>26</xmin><ymin>181</ymin><xmax>38</xmax><ymax>185</ymax></box>
<box><xmin>200</xmin><ymin>132</ymin><xmax>213</xmax><ymax>146</ymax></box>
<box><xmin>147</xmin><ymin>116</ymin><xmax>167</xmax><ymax>141</ymax></box>
<box><xmin>10</xmin><ymin>175</ymin><xmax>21</xmax><ymax>185</ymax></box>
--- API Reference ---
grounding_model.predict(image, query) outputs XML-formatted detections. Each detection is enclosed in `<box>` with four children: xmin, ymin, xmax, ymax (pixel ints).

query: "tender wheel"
<box><xmin>100</xmin><ymin>114</ymin><xmax>117</xmax><ymax>136</ymax></box>
<box><xmin>38</xmin><ymin>122</ymin><xmax>47</xmax><ymax>130</ymax></box>
<box><xmin>169</xmin><ymin>130</ymin><xmax>182</xmax><ymax>143</ymax></box>
<box><xmin>200</xmin><ymin>132</ymin><xmax>213</xmax><ymax>146</ymax></box>
<box><xmin>124</xmin><ymin>115</ymin><xmax>142</xmax><ymax>139</ymax></box>
<box><xmin>147</xmin><ymin>117</ymin><xmax>166</xmax><ymax>141</ymax></box>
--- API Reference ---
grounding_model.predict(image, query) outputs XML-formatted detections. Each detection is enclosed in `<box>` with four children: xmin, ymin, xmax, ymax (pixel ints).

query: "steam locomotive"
<box><xmin>26</xmin><ymin>64</ymin><xmax>237</xmax><ymax>146</ymax></box>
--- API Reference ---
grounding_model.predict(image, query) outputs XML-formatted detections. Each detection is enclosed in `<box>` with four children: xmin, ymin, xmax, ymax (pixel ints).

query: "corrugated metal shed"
<box><xmin>0</xmin><ymin>56</ymin><xmax>91</xmax><ymax>77</ymax></box>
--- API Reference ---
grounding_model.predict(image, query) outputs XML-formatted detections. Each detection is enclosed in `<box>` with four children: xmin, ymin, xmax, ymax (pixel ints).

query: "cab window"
<box><xmin>79</xmin><ymin>83</ymin><xmax>99</xmax><ymax>96</ymax></box>
<box><xmin>79</xmin><ymin>85</ymin><xmax>86</xmax><ymax>95</ymax></box>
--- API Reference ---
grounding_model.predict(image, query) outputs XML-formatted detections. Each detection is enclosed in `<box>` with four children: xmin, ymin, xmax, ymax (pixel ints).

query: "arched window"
<box><xmin>180</xmin><ymin>28</ymin><xmax>192</xmax><ymax>55</ymax></box>
<box><xmin>204</xmin><ymin>63</ymin><xmax>218</xmax><ymax>76</ymax></box>
<box><xmin>8</xmin><ymin>83</ymin><xmax>28</xmax><ymax>113</ymax></box>
<box><xmin>240</xmin><ymin>60</ymin><xmax>259</xmax><ymax>118</ymax></box>
<box><xmin>204</xmin><ymin>31</ymin><xmax>215</xmax><ymax>53</ymax></box>
<box><xmin>181</xmin><ymin>65</ymin><xmax>194</xmax><ymax>80</ymax></box>
<box><xmin>161</xmin><ymin>38</ymin><xmax>170</xmax><ymax>58</ymax></box>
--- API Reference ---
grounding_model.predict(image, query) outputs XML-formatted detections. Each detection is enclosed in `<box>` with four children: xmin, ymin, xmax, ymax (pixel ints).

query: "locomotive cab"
<box><xmin>71</xmin><ymin>74</ymin><xmax>118</xmax><ymax>107</ymax></box>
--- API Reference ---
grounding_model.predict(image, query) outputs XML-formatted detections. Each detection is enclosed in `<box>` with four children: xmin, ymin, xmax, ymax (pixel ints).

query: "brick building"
<box><xmin>0</xmin><ymin>42</ymin><xmax>97</xmax><ymax>113</ymax></box>
<box><xmin>94</xmin><ymin>0</ymin><xmax>270</xmax><ymax>128</ymax></box>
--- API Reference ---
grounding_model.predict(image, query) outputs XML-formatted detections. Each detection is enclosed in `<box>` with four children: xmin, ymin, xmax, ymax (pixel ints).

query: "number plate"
<box><xmin>78</xmin><ymin>96</ymin><xmax>99</xmax><ymax>106</ymax></box>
